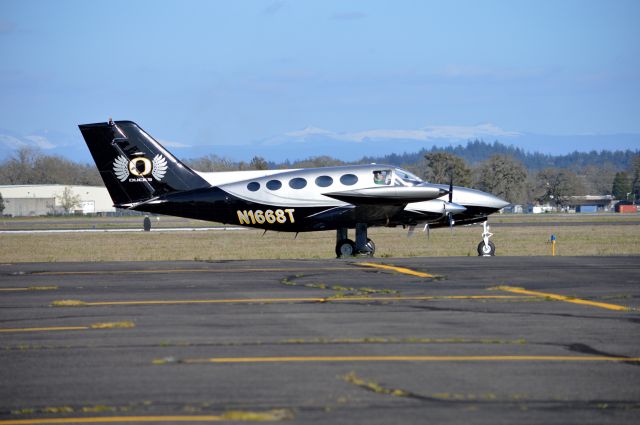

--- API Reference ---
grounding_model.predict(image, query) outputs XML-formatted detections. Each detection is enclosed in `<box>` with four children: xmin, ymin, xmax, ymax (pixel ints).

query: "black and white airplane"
<box><xmin>79</xmin><ymin>120</ymin><xmax>509</xmax><ymax>257</ymax></box>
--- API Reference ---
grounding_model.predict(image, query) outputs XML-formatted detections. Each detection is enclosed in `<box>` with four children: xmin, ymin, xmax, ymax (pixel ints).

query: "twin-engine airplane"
<box><xmin>79</xmin><ymin>120</ymin><xmax>509</xmax><ymax>257</ymax></box>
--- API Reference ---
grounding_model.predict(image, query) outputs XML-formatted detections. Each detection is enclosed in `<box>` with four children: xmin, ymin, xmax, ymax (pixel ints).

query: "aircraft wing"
<box><xmin>323</xmin><ymin>186</ymin><xmax>448</xmax><ymax>205</ymax></box>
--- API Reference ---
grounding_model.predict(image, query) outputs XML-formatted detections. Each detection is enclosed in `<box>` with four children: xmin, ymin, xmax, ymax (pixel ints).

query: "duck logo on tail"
<box><xmin>113</xmin><ymin>154</ymin><xmax>168</xmax><ymax>182</ymax></box>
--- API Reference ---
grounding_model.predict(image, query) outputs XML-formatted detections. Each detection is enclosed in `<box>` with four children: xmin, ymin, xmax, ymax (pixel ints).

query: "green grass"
<box><xmin>1</xmin><ymin>217</ymin><xmax>639</xmax><ymax>262</ymax></box>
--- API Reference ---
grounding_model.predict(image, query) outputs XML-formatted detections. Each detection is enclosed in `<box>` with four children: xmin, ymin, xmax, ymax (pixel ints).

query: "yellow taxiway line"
<box><xmin>29</xmin><ymin>267</ymin><xmax>354</xmax><ymax>276</ymax></box>
<box><xmin>0</xmin><ymin>416</ymin><xmax>227</xmax><ymax>424</ymax></box>
<box><xmin>492</xmin><ymin>286</ymin><xmax>632</xmax><ymax>312</ymax></box>
<box><xmin>0</xmin><ymin>326</ymin><xmax>89</xmax><ymax>333</ymax></box>
<box><xmin>0</xmin><ymin>286</ymin><xmax>58</xmax><ymax>292</ymax></box>
<box><xmin>174</xmin><ymin>355</ymin><xmax>640</xmax><ymax>364</ymax></box>
<box><xmin>357</xmin><ymin>262</ymin><xmax>435</xmax><ymax>278</ymax></box>
<box><xmin>0</xmin><ymin>322</ymin><xmax>134</xmax><ymax>333</ymax></box>
<box><xmin>51</xmin><ymin>295</ymin><xmax>527</xmax><ymax>307</ymax></box>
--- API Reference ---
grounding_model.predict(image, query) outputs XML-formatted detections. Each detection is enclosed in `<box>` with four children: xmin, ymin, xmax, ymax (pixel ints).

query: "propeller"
<box><xmin>447</xmin><ymin>172</ymin><xmax>454</xmax><ymax>232</ymax></box>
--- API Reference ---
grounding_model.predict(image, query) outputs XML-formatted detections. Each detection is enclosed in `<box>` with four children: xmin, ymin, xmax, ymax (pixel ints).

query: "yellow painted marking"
<box><xmin>492</xmin><ymin>286</ymin><xmax>631</xmax><ymax>312</ymax></box>
<box><xmin>0</xmin><ymin>322</ymin><xmax>134</xmax><ymax>333</ymax></box>
<box><xmin>52</xmin><ymin>295</ymin><xmax>527</xmax><ymax>307</ymax></box>
<box><xmin>0</xmin><ymin>326</ymin><xmax>89</xmax><ymax>333</ymax></box>
<box><xmin>0</xmin><ymin>409</ymin><xmax>292</xmax><ymax>424</ymax></box>
<box><xmin>0</xmin><ymin>416</ymin><xmax>226</xmax><ymax>424</ymax></box>
<box><xmin>358</xmin><ymin>262</ymin><xmax>435</xmax><ymax>278</ymax></box>
<box><xmin>178</xmin><ymin>355</ymin><xmax>640</xmax><ymax>364</ymax></box>
<box><xmin>0</xmin><ymin>286</ymin><xmax>58</xmax><ymax>292</ymax></box>
<box><xmin>30</xmin><ymin>267</ymin><xmax>354</xmax><ymax>276</ymax></box>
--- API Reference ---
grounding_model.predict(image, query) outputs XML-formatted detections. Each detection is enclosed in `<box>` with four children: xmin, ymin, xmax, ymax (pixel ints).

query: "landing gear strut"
<box><xmin>336</xmin><ymin>225</ymin><xmax>375</xmax><ymax>258</ymax></box>
<box><xmin>477</xmin><ymin>221</ymin><xmax>496</xmax><ymax>256</ymax></box>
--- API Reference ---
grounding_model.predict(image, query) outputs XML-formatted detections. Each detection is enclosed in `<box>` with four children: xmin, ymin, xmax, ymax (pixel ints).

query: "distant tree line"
<box><xmin>0</xmin><ymin>147</ymin><xmax>102</xmax><ymax>186</ymax></box>
<box><xmin>1</xmin><ymin>142</ymin><xmax>639</xmax><ymax>207</ymax></box>
<box><xmin>361</xmin><ymin>139</ymin><xmax>639</xmax><ymax>171</ymax></box>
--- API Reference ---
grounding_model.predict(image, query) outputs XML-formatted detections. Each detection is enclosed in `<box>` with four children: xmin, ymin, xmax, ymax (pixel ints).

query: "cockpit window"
<box><xmin>394</xmin><ymin>169</ymin><xmax>423</xmax><ymax>186</ymax></box>
<box><xmin>373</xmin><ymin>170</ymin><xmax>392</xmax><ymax>185</ymax></box>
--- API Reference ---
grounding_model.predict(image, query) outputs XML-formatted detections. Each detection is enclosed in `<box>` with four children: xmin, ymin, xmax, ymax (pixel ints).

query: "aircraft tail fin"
<box><xmin>78</xmin><ymin>120</ymin><xmax>209</xmax><ymax>207</ymax></box>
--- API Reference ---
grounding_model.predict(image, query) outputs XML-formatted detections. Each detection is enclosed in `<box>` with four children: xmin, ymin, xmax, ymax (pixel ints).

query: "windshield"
<box><xmin>394</xmin><ymin>168</ymin><xmax>423</xmax><ymax>186</ymax></box>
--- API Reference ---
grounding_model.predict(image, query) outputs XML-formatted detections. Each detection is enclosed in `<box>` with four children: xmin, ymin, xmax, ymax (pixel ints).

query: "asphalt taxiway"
<box><xmin>1</xmin><ymin>257</ymin><xmax>639</xmax><ymax>424</ymax></box>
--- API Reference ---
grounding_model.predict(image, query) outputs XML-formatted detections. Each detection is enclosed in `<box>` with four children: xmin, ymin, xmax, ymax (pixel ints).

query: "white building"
<box><xmin>0</xmin><ymin>185</ymin><xmax>114</xmax><ymax>216</ymax></box>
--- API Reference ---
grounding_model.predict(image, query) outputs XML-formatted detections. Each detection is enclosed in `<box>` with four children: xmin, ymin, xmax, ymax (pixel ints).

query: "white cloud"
<box><xmin>284</xmin><ymin>126</ymin><xmax>334</xmax><ymax>138</ymax></box>
<box><xmin>262</xmin><ymin>1</ymin><xmax>286</xmax><ymax>15</ymax></box>
<box><xmin>0</xmin><ymin>133</ymin><xmax>57</xmax><ymax>150</ymax></box>
<box><xmin>23</xmin><ymin>135</ymin><xmax>55</xmax><ymax>149</ymax></box>
<box><xmin>0</xmin><ymin>134</ymin><xmax>26</xmax><ymax>149</ymax></box>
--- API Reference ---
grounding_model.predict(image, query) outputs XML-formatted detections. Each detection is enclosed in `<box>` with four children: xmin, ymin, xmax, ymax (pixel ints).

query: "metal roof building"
<box><xmin>0</xmin><ymin>185</ymin><xmax>114</xmax><ymax>216</ymax></box>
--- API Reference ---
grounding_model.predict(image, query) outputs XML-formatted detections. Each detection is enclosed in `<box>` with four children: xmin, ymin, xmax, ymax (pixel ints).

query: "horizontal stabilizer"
<box><xmin>324</xmin><ymin>186</ymin><xmax>447</xmax><ymax>205</ymax></box>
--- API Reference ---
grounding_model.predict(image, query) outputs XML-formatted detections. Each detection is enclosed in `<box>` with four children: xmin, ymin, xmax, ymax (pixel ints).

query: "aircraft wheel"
<box><xmin>336</xmin><ymin>239</ymin><xmax>356</xmax><ymax>258</ymax></box>
<box><xmin>477</xmin><ymin>240</ymin><xmax>496</xmax><ymax>256</ymax></box>
<box><xmin>363</xmin><ymin>238</ymin><xmax>376</xmax><ymax>257</ymax></box>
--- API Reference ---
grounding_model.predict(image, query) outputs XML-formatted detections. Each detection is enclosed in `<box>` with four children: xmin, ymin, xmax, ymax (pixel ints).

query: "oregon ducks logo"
<box><xmin>113</xmin><ymin>154</ymin><xmax>168</xmax><ymax>182</ymax></box>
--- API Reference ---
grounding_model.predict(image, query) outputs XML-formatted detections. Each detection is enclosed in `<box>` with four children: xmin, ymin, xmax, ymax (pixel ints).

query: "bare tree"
<box><xmin>249</xmin><ymin>156</ymin><xmax>269</xmax><ymax>170</ymax></box>
<box><xmin>534</xmin><ymin>168</ymin><xmax>586</xmax><ymax>207</ymax></box>
<box><xmin>475</xmin><ymin>155</ymin><xmax>528</xmax><ymax>203</ymax></box>
<box><xmin>581</xmin><ymin>164</ymin><xmax>617</xmax><ymax>195</ymax></box>
<box><xmin>57</xmin><ymin>186</ymin><xmax>81</xmax><ymax>214</ymax></box>
<box><xmin>186</xmin><ymin>155</ymin><xmax>238</xmax><ymax>172</ymax></box>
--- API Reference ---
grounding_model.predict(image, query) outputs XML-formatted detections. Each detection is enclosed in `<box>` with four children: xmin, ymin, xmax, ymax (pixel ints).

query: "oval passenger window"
<box><xmin>266</xmin><ymin>180</ymin><xmax>282</xmax><ymax>190</ymax></box>
<box><xmin>315</xmin><ymin>175</ymin><xmax>333</xmax><ymax>187</ymax></box>
<box><xmin>289</xmin><ymin>177</ymin><xmax>308</xmax><ymax>189</ymax></box>
<box><xmin>340</xmin><ymin>174</ymin><xmax>358</xmax><ymax>186</ymax></box>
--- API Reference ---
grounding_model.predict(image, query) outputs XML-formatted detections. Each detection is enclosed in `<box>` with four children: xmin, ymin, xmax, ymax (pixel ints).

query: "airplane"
<box><xmin>79</xmin><ymin>120</ymin><xmax>509</xmax><ymax>257</ymax></box>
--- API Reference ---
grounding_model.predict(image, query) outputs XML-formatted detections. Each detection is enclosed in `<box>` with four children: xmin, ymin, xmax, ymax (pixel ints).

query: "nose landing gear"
<box><xmin>477</xmin><ymin>221</ymin><xmax>496</xmax><ymax>256</ymax></box>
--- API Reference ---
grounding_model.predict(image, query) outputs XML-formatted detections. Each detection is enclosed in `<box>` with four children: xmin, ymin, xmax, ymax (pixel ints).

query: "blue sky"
<box><xmin>0</xmin><ymin>0</ymin><xmax>639</xmax><ymax>162</ymax></box>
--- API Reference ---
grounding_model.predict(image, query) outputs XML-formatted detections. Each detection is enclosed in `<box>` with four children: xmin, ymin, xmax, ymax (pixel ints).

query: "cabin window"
<box><xmin>247</xmin><ymin>182</ymin><xmax>260</xmax><ymax>192</ymax></box>
<box><xmin>289</xmin><ymin>178</ymin><xmax>308</xmax><ymax>189</ymax></box>
<box><xmin>340</xmin><ymin>174</ymin><xmax>358</xmax><ymax>186</ymax></box>
<box><xmin>373</xmin><ymin>170</ymin><xmax>392</xmax><ymax>185</ymax></box>
<box><xmin>315</xmin><ymin>175</ymin><xmax>333</xmax><ymax>187</ymax></box>
<box><xmin>266</xmin><ymin>180</ymin><xmax>282</xmax><ymax>190</ymax></box>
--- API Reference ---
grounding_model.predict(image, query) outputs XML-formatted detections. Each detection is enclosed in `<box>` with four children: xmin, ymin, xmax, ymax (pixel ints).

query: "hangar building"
<box><xmin>0</xmin><ymin>185</ymin><xmax>114</xmax><ymax>216</ymax></box>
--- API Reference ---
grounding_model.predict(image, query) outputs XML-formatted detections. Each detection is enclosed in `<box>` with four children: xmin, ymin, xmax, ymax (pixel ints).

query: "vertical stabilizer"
<box><xmin>78</xmin><ymin>120</ymin><xmax>209</xmax><ymax>207</ymax></box>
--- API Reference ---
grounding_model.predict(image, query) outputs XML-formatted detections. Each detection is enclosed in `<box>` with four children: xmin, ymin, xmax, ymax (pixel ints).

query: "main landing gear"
<box><xmin>336</xmin><ymin>224</ymin><xmax>375</xmax><ymax>258</ymax></box>
<box><xmin>477</xmin><ymin>221</ymin><xmax>496</xmax><ymax>256</ymax></box>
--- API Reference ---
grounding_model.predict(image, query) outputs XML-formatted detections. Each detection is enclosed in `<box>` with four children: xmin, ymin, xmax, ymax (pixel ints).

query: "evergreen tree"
<box><xmin>612</xmin><ymin>171</ymin><xmax>632</xmax><ymax>200</ymax></box>
<box><xmin>423</xmin><ymin>152</ymin><xmax>472</xmax><ymax>186</ymax></box>
<box><xmin>631</xmin><ymin>155</ymin><xmax>640</xmax><ymax>202</ymax></box>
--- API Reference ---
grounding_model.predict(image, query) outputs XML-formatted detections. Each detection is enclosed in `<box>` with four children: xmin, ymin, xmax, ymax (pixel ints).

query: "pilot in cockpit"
<box><xmin>373</xmin><ymin>170</ymin><xmax>391</xmax><ymax>185</ymax></box>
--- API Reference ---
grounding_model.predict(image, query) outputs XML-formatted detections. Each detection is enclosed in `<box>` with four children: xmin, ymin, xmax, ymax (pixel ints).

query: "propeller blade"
<box><xmin>423</xmin><ymin>223</ymin><xmax>430</xmax><ymax>240</ymax></box>
<box><xmin>448</xmin><ymin>173</ymin><xmax>453</xmax><ymax>203</ymax></box>
<box><xmin>407</xmin><ymin>225</ymin><xmax>416</xmax><ymax>238</ymax></box>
